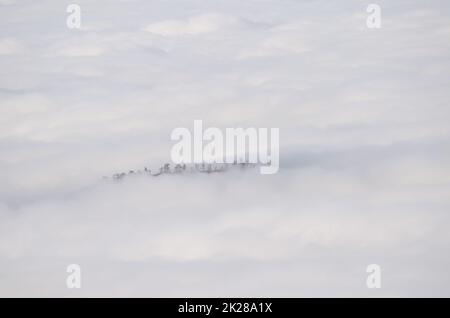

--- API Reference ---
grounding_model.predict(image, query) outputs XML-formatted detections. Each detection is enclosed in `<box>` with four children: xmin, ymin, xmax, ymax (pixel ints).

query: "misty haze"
<box><xmin>1</xmin><ymin>0</ymin><xmax>450</xmax><ymax>297</ymax></box>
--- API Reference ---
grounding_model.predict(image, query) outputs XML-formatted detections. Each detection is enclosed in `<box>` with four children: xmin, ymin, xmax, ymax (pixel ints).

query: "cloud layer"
<box><xmin>1</xmin><ymin>0</ymin><xmax>450</xmax><ymax>297</ymax></box>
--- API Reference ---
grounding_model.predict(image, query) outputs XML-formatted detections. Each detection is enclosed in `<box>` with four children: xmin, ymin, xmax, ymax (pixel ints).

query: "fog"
<box><xmin>1</xmin><ymin>0</ymin><xmax>450</xmax><ymax>297</ymax></box>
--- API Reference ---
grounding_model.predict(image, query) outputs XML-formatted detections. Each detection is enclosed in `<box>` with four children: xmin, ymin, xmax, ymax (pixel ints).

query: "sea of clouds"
<box><xmin>1</xmin><ymin>0</ymin><xmax>450</xmax><ymax>296</ymax></box>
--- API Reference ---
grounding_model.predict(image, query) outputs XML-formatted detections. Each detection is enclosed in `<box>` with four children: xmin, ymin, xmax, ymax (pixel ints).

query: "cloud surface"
<box><xmin>1</xmin><ymin>0</ymin><xmax>450</xmax><ymax>297</ymax></box>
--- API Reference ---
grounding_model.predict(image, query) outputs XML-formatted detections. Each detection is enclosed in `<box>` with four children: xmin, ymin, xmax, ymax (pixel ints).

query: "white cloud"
<box><xmin>53</xmin><ymin>45</ymin><xmax>107</xmax><ymax>57</ymax></box>
<box><xmin>0</xmin><ymin>0</ymin><xmax>16</xmax><ymax>5</ymax></box>
<box><xmin>1</xmin><ymin>0</ymin><xmax>450</xmax><ymax>297</ymax></box>
<box><xmin>143</xmin><ymin>13</ymin><xmax>241</xmax><ymax>36</ymax></box>
<box><xmin>0</xmin><ymin>38</ymin><xmax>23</xmax><ymax>55</ymax></box>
